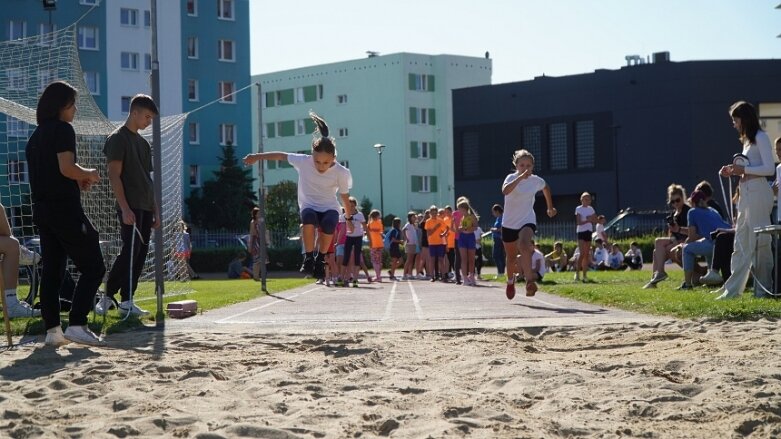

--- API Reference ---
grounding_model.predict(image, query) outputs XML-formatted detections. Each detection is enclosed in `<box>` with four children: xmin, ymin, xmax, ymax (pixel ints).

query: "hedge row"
<box><xmin>190</xmin><ymin>236</ymin><xmax>659</xmax><ymax>273</ymax></box>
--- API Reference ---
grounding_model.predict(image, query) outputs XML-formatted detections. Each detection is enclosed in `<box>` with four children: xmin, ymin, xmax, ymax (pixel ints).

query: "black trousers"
<box><xmin>712</xmin><ymin>231</ymin><xmax>735</xmax><ymax>279</ymax></box>
<box><xmin>105</xmin><ymin>209</ymin><xmax>153</xmax><ymax>301</ymax></box>
<box><xmin>453</xmin><ymin>242</ymin><xmax>461</xmax><ymax>282</ymax></box>
<box><xmin>33</xmin><ymin>200</ymin><xmax>105</xmax><ymax>330</ymax></box>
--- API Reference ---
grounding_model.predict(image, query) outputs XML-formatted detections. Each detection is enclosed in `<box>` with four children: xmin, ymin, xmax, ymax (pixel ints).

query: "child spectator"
<box><xmin>401</xmin><ymin>212</ymin><xmax>418</xmax><ymax>281</ymax></box>
<box><xmin>474</xmin><ymin>225</ymin><xmax>485</xmax><ymax>280</ymax></box>
<box><xmin>593</xmin><ymin>238</ymin><xmax>609</xmax><ymax>270</ymax></box>
<box><xmin>388</xmin><ymin>217</ymin><xmax>403</xmax><ymax>281</ymax></box>
<box><xmin>575</xmin><ymin>192</ymin><xmax>597</xmax><ymax>282</ymax></box>
<box><xmin>531</xmin><ymin>241</ymin><xmax>546</xmax><ymax>282</ymax></box>
<box><xmin>545</xmin><ymin>241</ymin><xmax>568</xmax><ymax>272</ymax></box>
<box><xmin>624</xmin><ymin>241</ymin><xmax>643</xmax><ymax>270</ymax></box>
<box><xmin>456</xmin><ymin>198</ymin><xmax>479</xmax><ymax>286</ymax></box>
<box><xmin>228</xmin><ymin>251</ymin><xmax>252</xmax><ymax>279</ymax></box>
<box><xmin>605</xmin><ymin>244</ymin><xmax>627</xmax><ymax>270</ymax></box>
<box><xmin>501</xmin><ymin>149</ymin><xmax>557</xmax><ymax>299</ymax></box>
<box><xmin>443</xmin><ymin>206</ymin><xmax>457</xmax><ymax>282</ymax></box>
<box><xmin>367</xmin><ymin>210</ymin><xmax>384</xmax><ymax>283</ymax></box>
<box><xmin>417</xmin><ymin>212</ymin><xmax>431</xmax><ymax>279</ymax></box>
<box><xmin>341</xmin><ymin>197</ymin><xmax>367</xmax><ymax>287</ymax></box>
<box><xmin>490</xmin><ymin>204</ymin><xmax>506</xmax><ymax>277</ymax></box>
<box><xmin>426</xmin><ymin>205</ymin><xmax>448</xmax><ymax>282</ymax></box>
<box><xmin>594</xmin><ymin>215</ymin><xmax>608</xmax><ymax>243</ymax></box>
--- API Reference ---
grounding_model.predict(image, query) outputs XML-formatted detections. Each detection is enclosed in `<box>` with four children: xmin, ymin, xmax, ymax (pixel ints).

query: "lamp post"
<box><xmin>373</xmin><ymin>143</ymin><xmax>386</xmax><ymax>214</ymax></box>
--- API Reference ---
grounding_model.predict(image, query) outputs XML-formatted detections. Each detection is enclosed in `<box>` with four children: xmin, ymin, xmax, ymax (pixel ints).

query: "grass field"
<box><xmin>503</xmin><ymin>269</ymin><xmax>781</xmax><ymax>320</ymax></box>
<box><xmin>1</xmin><ymin>277</ymin><xmax>311</xmax><ymax>337</ymax></box>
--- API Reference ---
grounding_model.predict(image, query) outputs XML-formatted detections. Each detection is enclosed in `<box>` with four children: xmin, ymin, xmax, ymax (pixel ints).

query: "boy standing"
<box><xmin>96</xmin><ymin>95</ymin><xmax>160</xmax><ymax>316</ymax></box>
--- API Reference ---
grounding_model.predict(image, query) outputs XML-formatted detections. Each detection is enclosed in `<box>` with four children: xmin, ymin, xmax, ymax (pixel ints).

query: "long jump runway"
<box><xmin>168</xmin><ymin>279</ymin><xmax>665</xmax><ymax>334</ymax></box>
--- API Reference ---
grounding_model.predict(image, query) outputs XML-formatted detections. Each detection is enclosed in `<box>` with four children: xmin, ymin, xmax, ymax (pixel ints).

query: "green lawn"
<box><xmin>498</xmin><ymin>269</ymin><xmax>781</xmax><ymax>320</ymax></box>
<box><xmin>1</xmin><ymin>277</ymin><xmax>311</xmax><ymax>337</ymax></box>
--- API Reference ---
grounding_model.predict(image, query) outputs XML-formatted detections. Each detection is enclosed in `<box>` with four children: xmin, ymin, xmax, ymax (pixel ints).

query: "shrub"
<box><xmin>190</xmin><ymin>247</ymin><xmax>304</xmax><ymax>273</ymax></box>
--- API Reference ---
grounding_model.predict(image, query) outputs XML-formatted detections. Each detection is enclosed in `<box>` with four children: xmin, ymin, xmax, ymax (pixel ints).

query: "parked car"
<box><xmin>601</xmin><ymin>208</ymin><xmax>668</xmax><ymax>239</ymax></box>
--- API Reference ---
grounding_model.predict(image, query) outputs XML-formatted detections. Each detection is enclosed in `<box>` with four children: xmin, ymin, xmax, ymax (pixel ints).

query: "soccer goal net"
<box><xmin>0</xmin><ymin>24</ymin><xmax>191</xmax><ymax>305</ymax></box>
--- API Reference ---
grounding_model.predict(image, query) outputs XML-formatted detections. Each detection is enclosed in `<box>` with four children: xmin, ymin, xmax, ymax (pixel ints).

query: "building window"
<box><xmin>575</xmin><ymin>120</ymin><xmax>595</xmax><ymax>169</ymax></box>
<box><xmin>337</xmin><ymin>94</ymin><xmax>348</xmax><ymax>104</ymax></box>
<box><xmin>218</xmin><ymin>40</ymin><xmax>235</xmax><ymax>62</ymax></box>
<box><xmin>189</xmin><ymin>165</ymin><xmax>200</xmax><ymax>187</ymax></box>
<box><xmin>461</xmin><ymin>133</ymin><xmax>479</xmax><ymax>177</ymax></box>
<box><xmin>409</xmin><ymin>107</ymin><xmax>436</xmax><ymax>125</ymax></box>
<box><xmin>80</xmin><ymin>0</ymin><xmax>98</xmax><ymax>5</ymax></box>
<box><xmin>411</xmin><ymin>175</ymin><xmax>438</xmax><ymax>193</ymax></box>
<box><xmin>411</xmin><ymin>141</ymin><xmax>437</xmax><ymax>160</ymax></box>
<box><xmin>218</xmin><ymin>81</ymin><xmax>235</xmax><ymax>103</ymax></box>
<box><xmin>121</xmin><ymin>96</ymin><xmax>131</xmax><ymax>114</ymax></box>
<box><xmin>9</xmin><ymin>20</ymin><xmax>26</xmax><ymax>41</ymax></box>
<box><xmin>217</xmin><ymin>0</ymin><xmax>235</xmax><ymax>20</ymax></box>
<box><xmin>6</xmin><ymin>69</ymin><xmax>25</xmax><ymax>91</ymax></box>
<box><xmin>187</xmin><ymin>0</ymin><xmax>198</xmax><ymax>15</ymax></box>
<box><xmin>38</xmin><ymin>23</ymin><xmax>55</xmax><ymax>46</ymax></box>
<box><xmin>121</xmin><ymin>52</ymin><xmax>139</xmax><ymax>70</ymax></box>
<box><xmin>6</xmin><ymin>116</ymin><xmax>28</xmax><ymax>138</ymax></box>
<box><xmin>295</xmin><ymin>87</ymin><xmax>304</xmax><ymax>103</ymax></box>
<box><xmin>187</xmin><ymin>36</ymin><xmax>198</xmax><ymax>58</ymax></box>
<box><xmin>549</xmin><ymin>122</ymin><xmax>568</xmax><ymax>171</ymax></box>
<box><xmin>296</xmin><ymin>119</ymin><xmax>306</xmax><ymax>136</ymax></box>
<box><xmin>187</xmin><ymin>79</ymin><xmax>199</xmax><ymax>101</ymax></box>
<box><xmin>120</xmin><ymin>8</ymin><xmax>139</xmax><ymax>26</ymax></box>
<box><xmin>522</xmin><ymin>125</ymin><xmax>542</xmax><ymax>171</ymax></box>
<box><xmin>83</xmin><ymin>71</ymin><xmax>99</xmax><ymax>95</ymax></box>
<box><xmin>8</xmin><ymin>160</ymin><xmax>28</xmax><ymax>183</ymax></box>
<box><xmin>144</xmin><ymin>53</ymin><xmax>152</xmax><ymax>71</ymax></box>
<box><xmin>188</xmin><ymin>122</ymin><xmax>200</xmax><ymax>144</ymax></box>
<box><xmin>38</xmin><ymin>69</ymin><xmax>54</xmax><ymax>92</ymax></box>
<box><xmin>219</xmin><ymin>123</ymin><xmax>235</xmax><ymax>145</ymax></box>
<box><xmin>339</xmin><ymin>160</ymin><xmax>349</xmax><ymax>168</ymax></box>
<box><xmin>409</xmin><ymin>73</ymin><xmax>435</xmax><ymax>92</ymax></box>
<box><xmin>77</xmin><ymin>26</ymin><xmax>98</xmax><ymax>50</ymax></box>
<box><xmin>144</xmin><ymin>10</ymin><xmax>151</xmax><ymax>27</ymax></box>
<box><xmin>338</xmin><ymin>128</ymin><xmax>349</xmax><ymax>137</ymax></box>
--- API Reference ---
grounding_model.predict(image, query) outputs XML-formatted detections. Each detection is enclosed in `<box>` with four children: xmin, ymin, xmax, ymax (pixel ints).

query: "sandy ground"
<box><xmin>1</xmin><ymin>319</ymin><xmax>780</xmax><ymax>439</ymax></box>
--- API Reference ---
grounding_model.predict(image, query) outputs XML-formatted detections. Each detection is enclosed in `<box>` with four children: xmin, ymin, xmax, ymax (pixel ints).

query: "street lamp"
<box><xmin>373</xmin><ymin>143</ymin><xmax>386</xmax><ymax>214</ymax></box>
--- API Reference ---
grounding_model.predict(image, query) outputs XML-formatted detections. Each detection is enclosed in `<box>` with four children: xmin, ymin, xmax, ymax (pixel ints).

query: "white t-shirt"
<box><xmin>402</xmin><ymin>223</ymin><xmax>418</xmax><ymax>245</ymax></box>
<box><xmin>607</xmin><ymin>251</ymin><xmax>624</xmax><ymax>268</ymax></box>
<box><xmin>625</xmin><ymin>248</ymin><xmax>643</xmax><ymax>264</ymax></box>
<box><xmin>595</xmin><ymin>223</ymin><xmax>605</xmax><ymax>239</ymax></box>
<box><xmin>502</xmin><ymin>173</ymin><xmax>546</xmax><ymax>229</ymax></box>
<box><xmin>474</xmin><ymin>227</ymin><xmax>483</xmax><ymax>249</ymax></box>
<box><xmin>593</xmin><ymin>247</ymin><xmax>608</xmax><ymax>265</ymax></box>
<box><xmin>532</xmin><ymin>249</ymin><xmax>546</xmax><ymax>276</ymax></box>
<box><xmin>287</xmin><ymin>153</ymin><xmax>352</xmax><ymax>212</ymax></box>
<box><xmin>575</xmin><ymin>205</ymin><xmax>595</xmax><ymax>232</ymax></box>
<box><xmin>340</xmin><ymin>212</ymin><xmax>366</xmax><ymax>237</ymax></box>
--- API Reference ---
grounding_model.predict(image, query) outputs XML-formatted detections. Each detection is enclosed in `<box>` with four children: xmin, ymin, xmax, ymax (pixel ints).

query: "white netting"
<box><xmin>0</xmin><ymin>24</ymin><xmax>191</xmax><ymax>304</ymax></box>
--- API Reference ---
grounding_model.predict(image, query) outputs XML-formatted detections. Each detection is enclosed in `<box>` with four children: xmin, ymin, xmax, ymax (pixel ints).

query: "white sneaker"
<box><xmin>5</xmin><ymin>300</ymin><xmax>41</xmax><ymax>318</ymax></box>
<box><xmin>19</xmin><ymin>246</ymin><xmax>40</xmax><ymax>266</ymax></box>
<box><xmin>44</xmin><ymin>326</ymin><xmax>70</xmax><ymax>347</ymax></box>
<box><xmin>94</xmin><ymin>295</ymin><xmax>115</xmax><ymax>316</ymax></box>
<box><xmin>64</xmin><ymin>325</ymin><xmax>104</xmax><ymax>346</ymax></box>
<box><xmin>700</xmin><ymin>270</ymin><xmax>723</xmax><ymax>286</ymax></box>
<box><xmin>118</xmin><ymin>301</ymin><xmax>150</xmax><ymax>317</ymax></box>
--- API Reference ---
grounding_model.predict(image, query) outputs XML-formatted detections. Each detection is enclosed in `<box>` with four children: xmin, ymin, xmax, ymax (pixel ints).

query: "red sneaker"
<box><xmin>525</xmin><ymin>280</ymin><xmax>538</xmax><ymax>297</ymax></box>
<box><xmin>505</xmin><ymin>282</ymin><xmax>516</xmax><ymax>300</ymax></box>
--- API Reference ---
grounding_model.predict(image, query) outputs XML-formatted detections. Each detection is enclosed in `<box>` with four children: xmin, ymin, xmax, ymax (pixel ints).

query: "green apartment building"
<box><xmin>251</xmin><ymin>52</ymin><xmax>491</xmax><ymax>218</ymax></box>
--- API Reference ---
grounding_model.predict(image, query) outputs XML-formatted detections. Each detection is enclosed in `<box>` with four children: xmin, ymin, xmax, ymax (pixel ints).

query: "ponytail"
<box><xmin>310</xmin><ymin>111</ymin><xmax>336</xmax><ymax>155</ymax></box>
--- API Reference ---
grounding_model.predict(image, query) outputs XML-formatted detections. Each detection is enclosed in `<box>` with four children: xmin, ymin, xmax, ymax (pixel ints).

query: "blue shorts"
<box><xmin>335</xmin><ymin>244</ymin><xmax>345</xmax><ymax>257</ymax></box>
<box><xmin>300</xmin><ymin>208</ymin><xmax>338</xmax><ymax>234</ymax></box>
<box><xmin>459</xmin><ymin>233</ymin><xmax>476</xmax><ymax>250</ymax></box>
<box><xmin>429</xmin><ymin>244</ymin><xmax>446</xmax><ymax>258</ymax></box>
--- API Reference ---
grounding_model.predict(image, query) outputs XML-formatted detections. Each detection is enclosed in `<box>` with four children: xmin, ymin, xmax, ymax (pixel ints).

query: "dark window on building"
<box><xmin>462</xmin><ymin>131</ymin><xmax>480</xmax><ymax>177</ymax></box>
<box><xmin>549</xmin><ymin>122</ymin><xmax>568</xmax><ymax>170</ymax></box>
<box><xmin>522</xmin><ymin>125</ymin><xmax>542</xmax><ymax>171</ymax></box>
<box><xmin>575</xmin><ymin>120</ymin><xmax>595</xmax><ymax>169</ymax></box>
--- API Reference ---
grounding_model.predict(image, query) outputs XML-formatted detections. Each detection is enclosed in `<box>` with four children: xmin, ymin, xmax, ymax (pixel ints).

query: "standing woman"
<box><xmin>715</xmin><ymin>101</ymin><xmax>775</xmax><ymax>299</ymax></box>
<box><xmin>26</xmin><ymin>81</ymin><xmax>105</xmax><ymax>346</ymax></box>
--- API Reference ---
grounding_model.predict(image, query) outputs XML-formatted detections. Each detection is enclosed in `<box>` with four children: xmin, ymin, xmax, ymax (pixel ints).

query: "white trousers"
<box><xmin>722</xmin><ymin>178</ymin><xmax>774</xmax><ymax>297</ymax></box>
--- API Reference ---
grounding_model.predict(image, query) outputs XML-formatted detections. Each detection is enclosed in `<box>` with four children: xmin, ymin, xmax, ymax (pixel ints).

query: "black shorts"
<box><xmin>501</xmin><ymin>224</ymin><xmax>536</xmax><ymax>243</ymax></box>
<box><xmin>389</xmin><ymin>245</ymin><xmax>402</xmax><ymax>259</ymax></box>
<box><xmin>577</xmin><ymin>231</ymin><xmax>593</xmax><ymax>242</ymax></box>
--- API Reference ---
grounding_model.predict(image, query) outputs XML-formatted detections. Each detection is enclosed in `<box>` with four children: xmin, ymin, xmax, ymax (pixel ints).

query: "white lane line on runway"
<box><xmin>215</xmin><ymin>287</ymin><xmax>321</xmax><ymax>323</ymax></box>
<box><xmin>382</xmin><ymin>281</ymin><xmax>398</xmax><ymax>321</ymax></box>
<box><xmin>407</xmin><ymin>281</ymin><xmax>423</xmax><ymax>319</ymax></box>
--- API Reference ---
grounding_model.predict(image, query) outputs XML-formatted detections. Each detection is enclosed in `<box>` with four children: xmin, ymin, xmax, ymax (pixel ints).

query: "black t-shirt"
<box><xmin>671</xmin><ymin>204</ymin><xmax>690</xmax><ymax>241</ymax></box>
<box><xmin>419</xmin><ymin>222</ymin><xmax>428</xmax><ymax>246</ymax></box>
<box><xmin>25</xmin><ymin>120</ymin><xmax>80</xmax><ymax>202</ymax></box>
<box><xmin>707</xmin><ymin>199</ymin><xmax>727</xmax><ymax>221</ymax></box>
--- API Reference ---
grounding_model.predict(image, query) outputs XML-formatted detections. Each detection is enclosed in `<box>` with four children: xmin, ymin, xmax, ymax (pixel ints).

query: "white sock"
<box><xmin>5</xmin><ymin>288</ymin><xmax>18</xmax><ymax>303</ymax></box>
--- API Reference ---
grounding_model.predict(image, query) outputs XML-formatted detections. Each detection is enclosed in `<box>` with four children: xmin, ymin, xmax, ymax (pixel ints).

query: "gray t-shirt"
<box><xmin>103</xmin><ymin>126</ymin><xmax>155</xmax><ymax>211</ymax></box>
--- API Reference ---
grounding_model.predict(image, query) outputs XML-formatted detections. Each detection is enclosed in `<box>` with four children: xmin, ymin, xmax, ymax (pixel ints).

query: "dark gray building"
<box><xmin>453</xmin><ymin>57</ymin><xmax>781</xmax><ymax>224</ymax></box>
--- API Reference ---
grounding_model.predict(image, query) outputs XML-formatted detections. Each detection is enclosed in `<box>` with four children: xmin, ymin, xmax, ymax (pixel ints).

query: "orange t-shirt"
<box><xmin>425</xmin><ymin>218</ymin><xmax>445</xmax><ymax>246</ymax></box>
<box><xmin>367</xmin><ymin>219</ymin><xmax>384</xmax><ymax>249</ymax></box>
<box><xmin>443</xmin><ymin>216</ymin><xmax>455</xmax><ymax>249</ymax></box>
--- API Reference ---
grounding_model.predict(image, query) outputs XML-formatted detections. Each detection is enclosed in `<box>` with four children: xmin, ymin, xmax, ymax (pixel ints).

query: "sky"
<box><xmin>250</xmin><ymin>0</ymin><xmax>780</xmax><ymax>84</ymax></box>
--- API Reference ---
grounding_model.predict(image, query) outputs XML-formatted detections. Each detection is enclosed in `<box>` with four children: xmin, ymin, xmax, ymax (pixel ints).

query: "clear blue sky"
<box><xmin>250</xmin><ymin>0</ymin><xmax>780</xmax><ymax>84</ymax></box>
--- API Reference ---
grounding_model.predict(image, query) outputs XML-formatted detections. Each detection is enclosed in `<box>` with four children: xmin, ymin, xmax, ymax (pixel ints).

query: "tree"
<box><xmin>186</xmin><ymin>143</ymin><xmax>257</xmax><ymax>230</ymax></box>
<box><xmin>360</xmin><ymin>196</ymin><xmax>373</xmax><ymax>219</ymax></box>
<box><xmin>265</xmin><ymin>180</ymin><xmax>299</xmax><ymax>236</ymax></box>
